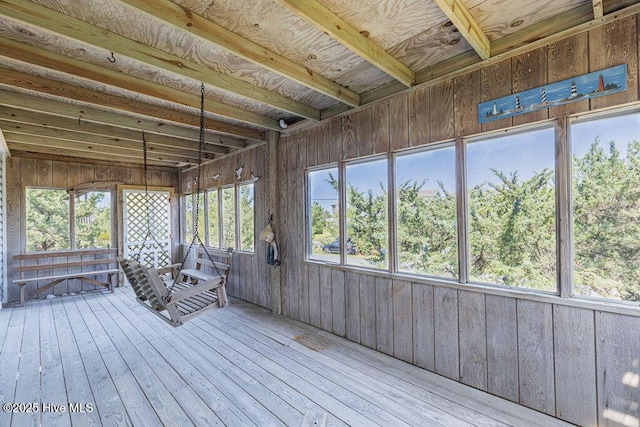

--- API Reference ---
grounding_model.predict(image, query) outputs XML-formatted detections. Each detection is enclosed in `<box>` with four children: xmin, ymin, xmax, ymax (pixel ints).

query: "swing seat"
<box><xmin>117</xmin><ymin>256</ymin><xmax>229</xmax><ymax>327</ymax></box>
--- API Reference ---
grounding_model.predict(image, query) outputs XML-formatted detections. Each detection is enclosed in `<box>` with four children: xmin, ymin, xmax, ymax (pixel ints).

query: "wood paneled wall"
<box><xmin>5</xmin><ymin>156</ymin><xmax>178</xmax><ymax>303</ymax></box>
<box><xmin>273</xmin><ymin>15</ymin><xmax>640</xmax><ymax>426</ymax></box>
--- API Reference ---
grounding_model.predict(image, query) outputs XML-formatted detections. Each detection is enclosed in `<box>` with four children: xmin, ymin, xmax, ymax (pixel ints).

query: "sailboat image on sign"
<box><xmin>478</xmin><ymin>64</ymin><xmax>627</xmax><ymax>124</ymax></box>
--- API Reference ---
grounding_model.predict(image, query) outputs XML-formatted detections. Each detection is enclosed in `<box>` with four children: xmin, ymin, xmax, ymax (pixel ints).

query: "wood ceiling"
<box><xmin>0</xmin><ymin>0</ymin><xmax>638</xmax><ymax>168</ymax></box>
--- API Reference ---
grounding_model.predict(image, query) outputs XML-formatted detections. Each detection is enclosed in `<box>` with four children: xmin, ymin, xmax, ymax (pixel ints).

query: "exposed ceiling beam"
<box><xmin>593</xmin><ymin>0</ymin><xmax>604</xmax><ymax>18</ymax></box>
<box><xmin>0</xmin><ymin>0</ymin><xmax>320</xmax><ymax>121</ymax></box>
<box><xmin>0</xmin><ymin>67</ymin><xmax>263</xmax><ymax>143</ymax></box>
<box><xmin>118</xmin><ymin>0</ymin><xmax>361</xmax><ymax>107</ymax></box>
<box><xmin>432</xmin><ymin>0</ymin><xmax>490</xmax><ymax>60</ymax></box>
<box><xmin>0</xmin><ymin>39</ymin><xmax>280</xmax><ymax>131</ymax></box>
<box><xmin>4</xmin><ymin>133</ymin><xmax>197</xmax><ymax>164</ymax></box>
<box><xmin>0</xmin><ymin>106</ymin><xmax>226</xmax><ymax>155</ymax></box>
<box><xmin>272</xmin><ymin>0</ymin><xmax>414</xmax><ymax>87</ymax></box>
<box><xmin>0</xmin><ymin>122</ymin><xmax>210</xmax><ymax>163</ymax></box>
<box><xmin>0</xmin><ymin>89</ymin><xmax>245</xmax><ymax>149</ymax></box>
<box><xmin>7</xmin><ymin>144</ymin><xmax>180</xmax><ymax>167</ymax></box>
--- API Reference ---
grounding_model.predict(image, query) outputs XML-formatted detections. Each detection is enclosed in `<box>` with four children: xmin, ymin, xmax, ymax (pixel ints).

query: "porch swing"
<box><xmin>117</xmin><ymin>83</ymin><xmax>229</xmax><ymax>327</ymax></box>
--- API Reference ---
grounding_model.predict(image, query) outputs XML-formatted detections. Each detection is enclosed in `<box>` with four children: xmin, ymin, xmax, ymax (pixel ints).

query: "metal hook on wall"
<box><xmin>107</xmin><ymin>52</ymin><xmax>116</xmax><ymax>63</ymax></box>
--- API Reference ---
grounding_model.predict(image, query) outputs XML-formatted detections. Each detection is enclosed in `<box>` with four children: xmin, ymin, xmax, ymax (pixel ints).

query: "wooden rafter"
<box><xmin>7</xmin><ymin>144</ymin><xmax>181</xmax><ymax>167</ymax></box>
<box><xmin>3</xmin><ymin>132</ymin><xmax>200</xmax><ymax>164</ymax></box>
<box><xmin>0</xmin><ymin>67</ymin><xmax>263</xmax><ymax>143</ymax></box>
<box><xmin>117</xmin><ymin>0</ymin><xmax>361</xmax><ymax>107</ymax></box>
<box><xmin>433</xmin><ymin>0</ymin><xmax>490</xmax><ymax>60</ymax></box>
<box><xmin>0</xmin><ymin>130</ymin><xmax>199</xmax><ymax>164</ymax></box>
<box><xmin>0</xmin><ymin>0</ymin><xmax>321</xmax><ymax>121</ymax></box>
<box><xmin>0</xmin><ymin>39</ymin><xmax>280</xmax><ymax>131</ymax></box>
<box><xmin>0</xmin><ymin>123</ymin><xmax>211</xmax><ymax>163</ymax></box>
<box><xmin>0</xmin><ymin>106</ymin><xmax>226</xmax><ymax>155</ymax></box>
<box><xmin>273</xmin><ymin>0</ymin><xmax>415</xmax><ymax>87</ymax></box>
<box><xmin>593</xmin><ymin>0</ymin><xmax>604</xmax><ymax>18</ymax></box>
<box><xmin>0</xmin><ymin>89</ymin><xmax>244</xmax><ymax>149</ymax></box>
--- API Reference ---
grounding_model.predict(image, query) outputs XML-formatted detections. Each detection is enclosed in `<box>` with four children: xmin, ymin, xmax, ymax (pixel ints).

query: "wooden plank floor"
<box><xmin>0</xmin><ymin>288</ymin><xmax>573</xmax><ymax>427</ymax></box>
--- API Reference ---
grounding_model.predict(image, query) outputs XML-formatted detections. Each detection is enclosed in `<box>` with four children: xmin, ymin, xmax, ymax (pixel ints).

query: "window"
<box><xmin>26</xmin><ymin>188</ymin><xmax>70</xmax><ymax>252</ymax></box>
<box><xmin>395</xmin><ymin>145</ymin><xmax>457</xmax><ymax>278</ymax></box>
<box><xmin>239</xmin><ymin>183</ymin><xmax>255</xmax><ymax>252</ymax></box>
<box><xmin>207</xmin><ymin>189</ymin><xmax>219</xmax><ymax>247</ymax></box>
<box><xmin>186</xmin><ymin>182</ymin><xmax>253</xmax><ymax>252</ymax></box>
<box><xmin>308</xmin><ymin>167</ymin><xmax>339</xmax><ymax>262</ymax></box>
<box><xmin>74</xmin><ymin>190</ymin><xmax>111</xmax><ymax>249</ymax></box>
<box><xmin>26</xmin><ymin>187</ymin><xmax>113</xmax><ymax>252</ymax></box>
<box><xmin>184</xmin><ymin>194</ymin><xmax>195</xmax><ymax>243</ymax></box>
<box><xmin>185</xmin><ymin>193</ymin><xmax>194</xmax><ymax>243</ymax></box>
<box><xmin>185</xmin><ymin>192</ymin><xmax>205</xmax><ymax>244</ymax></box>
<box><xmin>345</xmin><ymin>158</ymin><xmax>389</xmax><ymax>269</ymax></box>
<box><xmin>196</xmin><ymin>193</ymin><xmax>205</xmax><ymax>243</ymax></box>
<box><xmin>571</xmin><ymin>112</ymin><xmax>640</xmax><ymax>301</ymax></box>
<box><xmin>466</xmin><ymin>127</ymin><xmax>556</xmax><ymax>291</ymax></box>
<box><xmin>221</xmin><ymin>186</ymin><xmax>236</xmax><ymax>249</ymax></box>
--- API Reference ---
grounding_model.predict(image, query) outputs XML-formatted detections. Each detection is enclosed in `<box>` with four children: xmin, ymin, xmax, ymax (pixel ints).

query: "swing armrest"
<box><xmin>157</xmin><ymin>263</ymin><xmax>181</xmax><ymax>277</ymax></box>
<box><xmin>169</xmin><ymin>277</ymin><xmax>224</xmax><ymax>303</ymax></box>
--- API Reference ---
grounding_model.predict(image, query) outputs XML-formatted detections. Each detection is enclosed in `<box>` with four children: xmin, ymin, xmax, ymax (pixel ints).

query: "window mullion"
<box><xmin>69</xmin><ymin>193</ymin><xmax>76</xmax><ymax>250</ymax></box>
<box><xmin>556</xmin><ymin>118</ymin><xmax>573</xmax><ymax>298</ymax></box>
<box><xmin>339</xmin><ymin>162</ymin><xmax>347</xmax><ymax>266</ymax></box>
<box><xmin>456</xmin><ymin>137</ymin><xmax>469</xmax><ymax>284</ymax></box>
<box><xmin>235</xmin><ymin>185</ymin><xmax>240</xmax><ymax>250</ymax></box>
<box><xmin>388</xmin><ymin>152</ymin><xmax>397</xmax><ymax>274</ymax></box>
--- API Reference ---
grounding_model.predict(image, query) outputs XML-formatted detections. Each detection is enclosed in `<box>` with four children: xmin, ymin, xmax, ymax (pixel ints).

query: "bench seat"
<box><xmin>178</xmin><ymin>247</ymin><xmax>232</xmax><ymax>287</ymax></box>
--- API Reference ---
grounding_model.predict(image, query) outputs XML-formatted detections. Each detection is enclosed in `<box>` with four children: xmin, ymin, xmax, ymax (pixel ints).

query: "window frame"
<box><xmin>566</xmin><ymin>106</ymin><xmax>640</xmax><ymax>303</ymax></box>
<box><xmin>306</xmin><ymin>163</ymin><xmax>340</xmax><ymax>264</ymax></box>
<box><xmin>238</xmin><ymin>181</ymin><xmax>255</xmax><ymax>253</ymax></box>
<box><xmin>462</xmin><ymin>123</ymin><xmax>558</xmax><ymax>294</ymax></box>
<box><xmin>392</xmin><ymin>140</ymin><xmax>458</xmax><ymax>281</ymax></box>
<box><xmin>343</xmin><ymin>154</ymin><xmax>391</xmax><ymax>271</ymax></box>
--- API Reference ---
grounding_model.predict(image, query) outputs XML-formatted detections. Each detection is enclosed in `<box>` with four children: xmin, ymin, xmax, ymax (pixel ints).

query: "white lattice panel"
<box><xmin>123</xmin><ymin>189</ymin><xmax>171</xmax><ymax>268</ymax></box>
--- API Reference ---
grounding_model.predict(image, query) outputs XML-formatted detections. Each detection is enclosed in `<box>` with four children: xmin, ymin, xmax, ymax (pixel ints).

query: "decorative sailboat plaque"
<box><xmin>478</xmin><ymin>64</ymin><xmax>627</xmax><ymax>124</ymax></box>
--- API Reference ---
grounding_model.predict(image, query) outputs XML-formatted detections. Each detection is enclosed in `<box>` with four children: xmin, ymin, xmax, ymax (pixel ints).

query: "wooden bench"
<box><xmin>12</xmin><ymin>249</ymin><xmax>119</xmax><ymax>306</ymax></box>
<box><xmin>179</xmin><ymin>247</ymin><xmax>232</xmax><ymax>287</ymax></box>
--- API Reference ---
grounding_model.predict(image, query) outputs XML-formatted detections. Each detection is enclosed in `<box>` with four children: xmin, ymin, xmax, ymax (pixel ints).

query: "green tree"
<box><xmin>468</xmin><ymin>169</ymin><xmax>556</xmax><ymax>290</ymax></box>
<box><xmin>397</xmin><ymin>180</ymin><xmax>457</xmax><ymax>277</ymax></box>
<box><xmin>207</xmin><ymin>190</ymin><xmax>219</xmax><ymax>246</ymax></box>
<box><xmin>239</xmin><ymin>184</ymin><xmax>255</xmax><ymax>251</ymax></box>
<box><xmin>573</xmin><ymin>139</ymin><xmax>640</xmax><ymax>300</ymax></box>
<box><xmin>311</xmin><ymin>202</ymin><xmax>330</xmax><ymax>235</ymax></box>
<box><xmin>26</xmin><ymin>189</ymin><xmax>71</xmax><ymax>252</ymax></box>
<box><xmin>346</xmin><ymin>183</ymin><xmax>388</xmax><ymax>264</ymax></box>
<box><xmin>222</xmin><ymin>187</ymin><xmax>236</xmax><ymax>248</ymax></box>
<box><xmin>75</xmin><ymin>191</ymin><xmax>112</xmax><ymax>249</ymax></box>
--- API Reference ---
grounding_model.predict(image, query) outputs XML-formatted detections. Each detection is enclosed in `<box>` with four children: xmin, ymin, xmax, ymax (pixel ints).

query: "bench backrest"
<box><xmin>122</xmin><ymin>257</ymin><xmax>166</xmax><ymax>310</ymax></box>
<box><xmin>194</xmin><ymin>247</ymin><xmax>232</xmax><ymax>279</ymax></box>
<box><xmin>13</xmin><ymin>248</ymin><xmax>117</xmax><ymax>278</ymax></box>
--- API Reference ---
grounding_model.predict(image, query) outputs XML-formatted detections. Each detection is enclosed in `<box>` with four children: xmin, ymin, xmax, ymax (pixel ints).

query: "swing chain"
<box><xmin>168</xmin><ymin>83</ymin><xmax>225</xmax><ymax>298</ymax></box>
